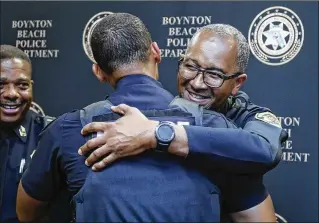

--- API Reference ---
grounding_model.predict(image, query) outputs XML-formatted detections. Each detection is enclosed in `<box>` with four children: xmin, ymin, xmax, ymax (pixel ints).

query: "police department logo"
<box><xmin>82</xmin><ymin>11</ymin><xmax>113</xmax><ymax>63</ymax></box>
<box><xmin>30</xmin><ymin>101</ymin><xmax>45</xmax><ymax>116</ymax></box>
<box><xmin>248</xmin><ymin>6</ymin><xmax>304</xmax><ymax>66</ymax></box>
<box><xmin>276</xmin><ymin>213</ymin><xmax>288</xmax><ymax>223</ymax></box>
<box><xmin>255</xmin><ymin>111</ymin><xmax>281</xmax><ymax>128</ymax></box>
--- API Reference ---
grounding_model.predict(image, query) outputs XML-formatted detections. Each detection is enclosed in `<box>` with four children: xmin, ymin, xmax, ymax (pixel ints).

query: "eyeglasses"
<box><xmin>178</xmin><ymin>58</ymin><xmax>242</xmax><ymax>88</ymax></box>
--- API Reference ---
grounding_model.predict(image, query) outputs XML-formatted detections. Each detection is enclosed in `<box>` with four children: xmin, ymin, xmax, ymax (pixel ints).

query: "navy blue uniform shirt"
<box><xmin>0</xmin><ymin>111</ymin><xmax>43</xmax><ymax>222</ymax></box>
<box><xmin>0</xmin><ymin>111</ymin><xmax>71</xmax><ymax>223</ymax></box>
<box><xmin>21</xmin><ymin>75</ymin><xmax>268</xmax><ymax>217</ymax></box>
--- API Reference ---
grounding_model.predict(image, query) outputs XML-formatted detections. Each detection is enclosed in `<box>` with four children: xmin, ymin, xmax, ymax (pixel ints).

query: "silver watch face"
<box><xmin>156</xmin><ymin>122</ymin><xmax>175</xmax><ymax>143</ymax></box>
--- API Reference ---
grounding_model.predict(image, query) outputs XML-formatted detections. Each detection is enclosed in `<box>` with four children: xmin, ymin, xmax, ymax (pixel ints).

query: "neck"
<box><xmin>210</xmin><ymin>100</ymin><xmax>228</xmax><ymax>114</ymax></box>
<box><xmin>111</xmin><ymin>62</ymin><xmax>157</xmax><ymax>85</ymax></box>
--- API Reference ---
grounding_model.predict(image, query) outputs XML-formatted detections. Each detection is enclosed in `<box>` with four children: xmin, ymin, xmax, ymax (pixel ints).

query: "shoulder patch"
<box><xmin>44</xmin><ymin>115</ymin><xmax>56</xmax><ymax>126</ymax></box>
<box><xmin>255</xmin><ymin>112</ymin><xmax>281</xmax><ymax>128</ymax></box>
<box><xmin>38</xmin><ymin>117</ymin><xmax>58</xmax><ymax>137</ymax></box>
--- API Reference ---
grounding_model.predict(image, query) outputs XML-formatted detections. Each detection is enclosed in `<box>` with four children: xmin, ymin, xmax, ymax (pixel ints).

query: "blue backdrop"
<box><xmin>1</xmin><ymin>1</ymin><xmax>318</xmax><ymax>222</ymax></box>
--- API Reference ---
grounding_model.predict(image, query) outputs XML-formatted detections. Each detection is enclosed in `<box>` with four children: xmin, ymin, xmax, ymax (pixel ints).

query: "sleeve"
<box><xmin>184</xmin><ymin>125</ymin><xmax>276</xmax><ymax>174</ymax></box>
<box><xmin>183</xmin><ymin>104</ymin><xmax>286</xmax><ymax>174</ymax></box>
<box><xmin>181</xmin><ymin>89</ymin><xmax>290</xmax><ymax>174</ymax></box>
<box><xmin>236</xmin><ymin>105</ymin><xmax>288</xmax><ymax>154</ymax></box>
<box><xmin>218</xmin><ymin>174</ymin><xmax>269</xmax><ymax>213</ymax></box>
<box><xmin>229</xmin><ymin>96</ymin><xmax>288</xmax><ymax>168</ymax></box>
<box><xmin>21</xmin><ymin>117</ymin><xmax>63</xmax><ymax>202</ymax></box>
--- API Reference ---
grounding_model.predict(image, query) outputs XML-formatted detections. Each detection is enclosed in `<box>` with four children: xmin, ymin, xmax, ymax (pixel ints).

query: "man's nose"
<box><xmin>3</xmin><ymin>85</ymin><xmax>19</xmax><ymax>100</ymax></box>
<box><xmin>190</xmin><ymin>72</ymin><xmax>208</xmax><ymax>90</ymax></box>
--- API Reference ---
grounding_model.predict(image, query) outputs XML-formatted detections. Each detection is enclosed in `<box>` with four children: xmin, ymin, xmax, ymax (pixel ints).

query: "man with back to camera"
<box><xmin>0</xmin><ymin>45</ymin><xmax>71</xmax><ymax>223</ymax></box>
<box><xmin>16</xmin><ymin>14</ymin><xmax>285</xmax><ymax>222</ymax></box>
<box><xmin>77</xmin><ymin>24</ymin><xmax>287</xmax><ymax>222</ymax></box>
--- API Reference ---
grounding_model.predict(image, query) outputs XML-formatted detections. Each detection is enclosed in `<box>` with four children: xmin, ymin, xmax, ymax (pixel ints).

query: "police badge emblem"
<box><xmin>30</xmin><ymin>101</ymin><xmax>45</xmax><ymax>116</ymax></box>
<box><xmin>82</xmin><ymin>11</ymin><xmax>114</xmax><ymax>63</ymax></box>
<box><xmin>248</xmin><ymin>6</ymin><xmax>304</xmax><ymax>66</ymax></box>
<box><xmin>255</xmin><ymin>111</ymin><xmax>282</xmax><ymax>128</ymax></box>
<box><xmin>19</xmin><ymin>125</ymin><xmax>27</xmax><ymax>137</ymax></box>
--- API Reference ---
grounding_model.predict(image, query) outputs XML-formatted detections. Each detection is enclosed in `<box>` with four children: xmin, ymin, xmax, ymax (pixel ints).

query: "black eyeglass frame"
<box><xmin>178</xmin><ymin>57</ymin><xmax>242</xmax><ymax>88</ymax></box>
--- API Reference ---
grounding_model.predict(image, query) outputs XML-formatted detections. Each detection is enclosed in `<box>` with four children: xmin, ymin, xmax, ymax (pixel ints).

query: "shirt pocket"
<box><xmin>8</xmin><ymin>156</ymin><xmax>25</xmax><ymax>184</ymax></box>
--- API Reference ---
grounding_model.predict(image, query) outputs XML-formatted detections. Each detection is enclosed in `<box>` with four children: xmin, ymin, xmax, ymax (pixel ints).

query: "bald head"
<box><xmin>178</xmin><ymin>24</ymin><xmax>249</xmax><ymax>110</ymax></box>
<box><xmin>188</xmin><ymin>24</ymin><xmax>250</xmax><ymax>73</ymax></box>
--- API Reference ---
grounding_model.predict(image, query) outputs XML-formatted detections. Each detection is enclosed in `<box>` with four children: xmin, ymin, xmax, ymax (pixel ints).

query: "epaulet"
<box><xmin>43</xmin><ymin>115</ymin><xmax>56</xmax><ymax>127</ymax></box>
<box><xmin>229</xmin><ymin>91</ymin><xmax>250</xmax><ymax>110</ymax></box>
<box><xmin>34</xmin><ymin>114</ymin><xmax>56</xmax><ymax>129</ymax></box>
<box><xmin>235</xmin><ymin>91</ymin><xmax>250</xmax><ymax>101</ymax></box>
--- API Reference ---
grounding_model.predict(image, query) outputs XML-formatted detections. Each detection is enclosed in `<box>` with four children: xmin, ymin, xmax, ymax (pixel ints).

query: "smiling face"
<box><xmin>0</xmin><ymin>58</ymin><xmax>33</xmax><ymax>125</ymax></box>
<box><xmin>178</xmin><ymin>31</ymin><xmax>244</xmax><ymax>110</ymax></box>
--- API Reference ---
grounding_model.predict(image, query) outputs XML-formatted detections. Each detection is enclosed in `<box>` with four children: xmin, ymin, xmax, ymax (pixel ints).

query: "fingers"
<box><xmin>111</xmin><ymin>104</ymin><xmax>138</xmax><ymax>115</ymax></box>
<box><xmin>85</xmin><ymin>144</ymin><xmax>111</xmax><ymax>167</ymax></box>
<box><xmin>78</xmin><ymin>135</ymin><xmax>107</xmax><ymax>155</ymax></box>
<box><xmin>92</xmin><ymin>153</ymin><xmax>118</xmax><ymax>171</ymax></box>
<box><xmin>81</xmin><ymin>122</ymin><xmax>113</xmax><ymax>135</ymax></box>
<box><xmin>91</xmin><ymin>148</ymin><xmax>146</xmax><ymax>171</ymax></box>
<box><xmin>110</xmin><ymin>105</ymin><xmax>125</xmax><ymax>115</ymax></box>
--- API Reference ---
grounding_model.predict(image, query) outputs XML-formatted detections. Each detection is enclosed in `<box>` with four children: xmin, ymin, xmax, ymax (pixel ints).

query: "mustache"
<box><xmin>185</xmin><ymin>87</ymin><xmax>213</xmax><ymax>98</ymax></box>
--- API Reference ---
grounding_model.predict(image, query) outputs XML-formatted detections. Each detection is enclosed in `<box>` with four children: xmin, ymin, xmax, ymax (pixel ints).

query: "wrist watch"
<box><xmin>154</xmin><ymin>121</ymin><xmax>175</xmax><ymax>152</ymax></box>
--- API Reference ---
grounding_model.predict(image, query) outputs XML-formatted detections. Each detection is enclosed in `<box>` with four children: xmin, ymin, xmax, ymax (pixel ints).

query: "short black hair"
<box><xmin>0</xmin><ymin>45</ymin><xmax>31</xmax><ymax>64</ymax></box>
<box><xmin>90</xmin><ymin>13</ymin><xmax>152</xmax><ymax>74</ymax></box>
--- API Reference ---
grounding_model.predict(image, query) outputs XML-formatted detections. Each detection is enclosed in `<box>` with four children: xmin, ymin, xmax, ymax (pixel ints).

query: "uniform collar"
<box><xmin>115</xmin><ymin>74</ymin><xmax>163</xmax><ymax>90</ymax></box>
<box><xmin>220</xmin><ymin>91</ymin><xmax>249</xmax><ymax>115</ymax></box>
<box><xmin>12</xmin><ymin>111</ymin><xmax>34</xmax><ymax>143</ymax></box>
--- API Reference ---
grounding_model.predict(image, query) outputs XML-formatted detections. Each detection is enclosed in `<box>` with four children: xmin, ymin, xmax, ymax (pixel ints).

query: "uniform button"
<box><xmin>36</xmin><ymin>117</ymin><xmax>41</xmax><ymax>123</ymax></box>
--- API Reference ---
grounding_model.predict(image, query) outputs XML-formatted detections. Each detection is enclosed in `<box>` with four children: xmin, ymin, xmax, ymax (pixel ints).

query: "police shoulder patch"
<box><xmin>255</xmin><ymin>111</ymin><xmax>281</xmax><ymax>128</ymax></box>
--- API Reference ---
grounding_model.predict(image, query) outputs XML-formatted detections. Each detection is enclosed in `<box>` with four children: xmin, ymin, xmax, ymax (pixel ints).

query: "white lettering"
<box><xmin>282</xmin><ymin>140</ymin><xmax>293</xmax><ymax>150</ymax></box>
<box><xmin>23</xmin><ymin>49</ymin><xmax>59</xmax><ymax>58</ymax></box>
<box><xmin>168</xmin><ymin>27</ymin><xmax>200</xmax><ymax>36</ymax></box>
<box><xmin>12</xmin><ymin>20</ymin><xmax>53</xmax><ymax>29</ymax></box>
<box><xmin>166</xmin><ymin>38</ymin><xmax>191</xmax><ymax>47</ymax></box>
<box><xmin>162</xmin><ymin>16</ymin><xmax>211</xmax><ymax>25</ymax></box>
<box><xmin>160</xmin><ymin>49</ymin><xmax>185</xmax><ymax>58</ymax></box>
<box><xmin>281</xmin><ymin>152</ymin><xmax>310</xmax><ymax>162</ymax></box>
<box><xmin>16</xmin><ymin>40</ymin><xmax>47</xmax><ymax>48</ymax></box>
<box><xmin>278</xmin><ymin>117</ymin><xmax>300</xmax><ymax>127</ymax></box>
<box><xmin>282</xmin><ymin>128</ymin><xmax>292</xmax><ymax>138</ymax></box>
<box><xmin>17</xmin><ymin>30</ymin><xmax>46</xmax><ymax>38</ymax></box>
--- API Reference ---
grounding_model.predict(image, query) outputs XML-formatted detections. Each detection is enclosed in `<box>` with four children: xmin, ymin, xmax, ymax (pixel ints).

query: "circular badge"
<box><xmin>30</xmin><ymin>101</ymin><xmax>45</xmax><ymax>116</ymax></box>
<box><xmin>248</xmin><ymin>6</ymin><xmax>304</xmax><ymax>66</ymax></box>
<box><xmin>276</xmin><ymin>213</ymin><xmax>288</xmax><ymax>223</ymax></box>
<box><xmin>82</xmin><ymin>11</ymin><xmax>113</xmax><ymax>63</ymax></box>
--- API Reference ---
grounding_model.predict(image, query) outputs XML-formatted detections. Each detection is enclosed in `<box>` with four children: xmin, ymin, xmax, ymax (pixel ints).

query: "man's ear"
<box><xmin>92</xmin><ymin>64</ymin><xmax>108</xmax><ymax>83</ymax></box>
<box><xmin>151</xmin><ymin>42</ymin><xmax>161</xmax><ymax>64</ymax></box>
<box><xmin>232</xmin><ymin>74</ymin><xmax>247</xmax><ymax>95</ymax></box>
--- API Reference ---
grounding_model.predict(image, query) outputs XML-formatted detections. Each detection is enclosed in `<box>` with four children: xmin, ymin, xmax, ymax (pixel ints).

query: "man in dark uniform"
<box><xmin>16</xmin><ymin>14</ymin><xmax>282</xmax><ymax>222</ymax></box>
<box><xmin>0</xmin><ymin>45</ymin><xmax>43</xmax><ymax>222</ymax></box>
<box><xmin>0</xmin><ymin>45</ymin><xmax>69</xmax><ymax>223</ymax></box>
<box><xmin>76</xmin><ymin>24</ymin><xmax>286</xmax><ymax>222</ymax></box>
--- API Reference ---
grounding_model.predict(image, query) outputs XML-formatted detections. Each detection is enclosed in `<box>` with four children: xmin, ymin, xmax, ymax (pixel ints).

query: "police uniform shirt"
<box><xmin>0</xmin><ymin>111</ymin><xmax>72</xmax><ymax>223</ymax></box>
<box><xmin>21</xmin><ymin>74</ymin><xmax>268</xmax><ymax>220</ymax></box>
<box><xmin>0</xmin><ymin>111</ymin><xmax>43</xmax><ymax>222</ymax></box>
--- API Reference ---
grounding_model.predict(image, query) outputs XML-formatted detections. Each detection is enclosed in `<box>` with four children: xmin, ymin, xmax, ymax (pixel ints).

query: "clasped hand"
<box><xmin>78</xmin><ymin>104</ymin><xmax>158</xmax><ymax>171</ymax></box>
